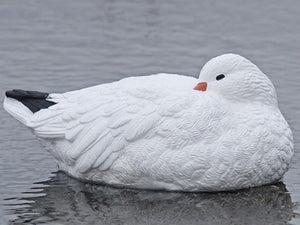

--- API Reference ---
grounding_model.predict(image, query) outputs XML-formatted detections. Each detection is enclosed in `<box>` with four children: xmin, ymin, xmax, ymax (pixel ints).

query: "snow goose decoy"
<box><xmin>3</xmin><ymin>54</ymin><xmax>294</xmax><ymax>192</ymax></box>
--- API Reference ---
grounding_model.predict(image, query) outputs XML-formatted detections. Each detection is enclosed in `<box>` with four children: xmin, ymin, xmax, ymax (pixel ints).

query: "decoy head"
<box><xmin>194</xmin><ymin>54</ymin><xmax>278</xmax><ymax>106</ymax></box>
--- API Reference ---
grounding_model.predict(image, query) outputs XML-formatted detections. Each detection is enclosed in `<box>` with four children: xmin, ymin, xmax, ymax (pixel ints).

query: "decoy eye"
<box><xmin>216</xmin><ymin>74</ymin><xmax>225</xmax><ymax>81</ymax></box>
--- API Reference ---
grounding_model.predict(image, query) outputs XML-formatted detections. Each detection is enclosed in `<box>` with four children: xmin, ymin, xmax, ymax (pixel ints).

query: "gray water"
<box><xmin>0</xmin><ymin>0</ymin><xmax>299</xmax><ymax>224</ymax></box>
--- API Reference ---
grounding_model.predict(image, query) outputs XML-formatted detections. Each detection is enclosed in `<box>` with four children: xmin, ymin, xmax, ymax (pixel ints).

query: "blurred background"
<box><xmin>0</xmin><ymin>0</ymin><xmax>299</xmax><ymax>224</ymax></box>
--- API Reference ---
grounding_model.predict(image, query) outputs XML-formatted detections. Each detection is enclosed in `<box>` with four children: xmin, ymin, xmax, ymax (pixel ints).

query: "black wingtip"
<box><xmin>5</xmin><ymin>89</ymin><xmax>56</xmax><ymax>113</ymax></box>
<box><xmin>6</xmin><ymin>89</ymin><xmax>49</xmax><ymax>100</ymax></box>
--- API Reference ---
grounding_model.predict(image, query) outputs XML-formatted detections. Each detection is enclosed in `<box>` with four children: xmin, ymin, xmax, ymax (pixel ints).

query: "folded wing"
<box><xmin>26</xmin><ymin>74</ymin><xmax>200</xmax><ymax>173</ymax></box>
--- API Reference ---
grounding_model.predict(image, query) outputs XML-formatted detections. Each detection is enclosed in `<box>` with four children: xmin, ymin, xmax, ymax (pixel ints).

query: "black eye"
<box><xmin>216</xmin><ymin>74</ymin><xmax>225</xmax><ymax>80</ymax></box>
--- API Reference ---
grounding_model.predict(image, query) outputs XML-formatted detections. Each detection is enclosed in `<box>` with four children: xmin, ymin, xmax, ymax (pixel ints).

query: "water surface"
<box><xmin>0</xmin><ymin>0</ymin><xmax>300</xmax><ymax>224</ymax></box>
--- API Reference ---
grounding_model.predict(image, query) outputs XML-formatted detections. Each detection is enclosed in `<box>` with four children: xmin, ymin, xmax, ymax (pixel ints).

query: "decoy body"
<box><xmin>4</xmin><ymin>54</ymin><xmax>294</xmax><ymax>192</ymax></box>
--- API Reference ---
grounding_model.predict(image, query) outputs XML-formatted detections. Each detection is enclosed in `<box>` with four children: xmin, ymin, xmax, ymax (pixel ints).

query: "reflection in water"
<box><xmin>6</xmin><ymin>172</ymin><xmax>294</xmax><ymax>225</ymax></box>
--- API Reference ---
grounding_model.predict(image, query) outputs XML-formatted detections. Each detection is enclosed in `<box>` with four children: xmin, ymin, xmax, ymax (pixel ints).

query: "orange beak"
<box><xmin>193</xmin><ymin>82</ymin><xmax>207</xmax><ymax>91</ymax></box>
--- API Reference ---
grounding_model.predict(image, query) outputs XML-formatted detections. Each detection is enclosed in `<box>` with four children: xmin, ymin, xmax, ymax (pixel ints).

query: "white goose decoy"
<box><xmin>3</xmin><ymin>54</ymin><xmax>294</xmax><ymax>192</ymax></box>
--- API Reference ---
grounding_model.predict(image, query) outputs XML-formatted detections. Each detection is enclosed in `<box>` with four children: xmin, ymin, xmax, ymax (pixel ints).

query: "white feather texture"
<box><xmin>3</xmin><ymin>54</ymin><xmax>294</xmax><ymax>192</ymax></box>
